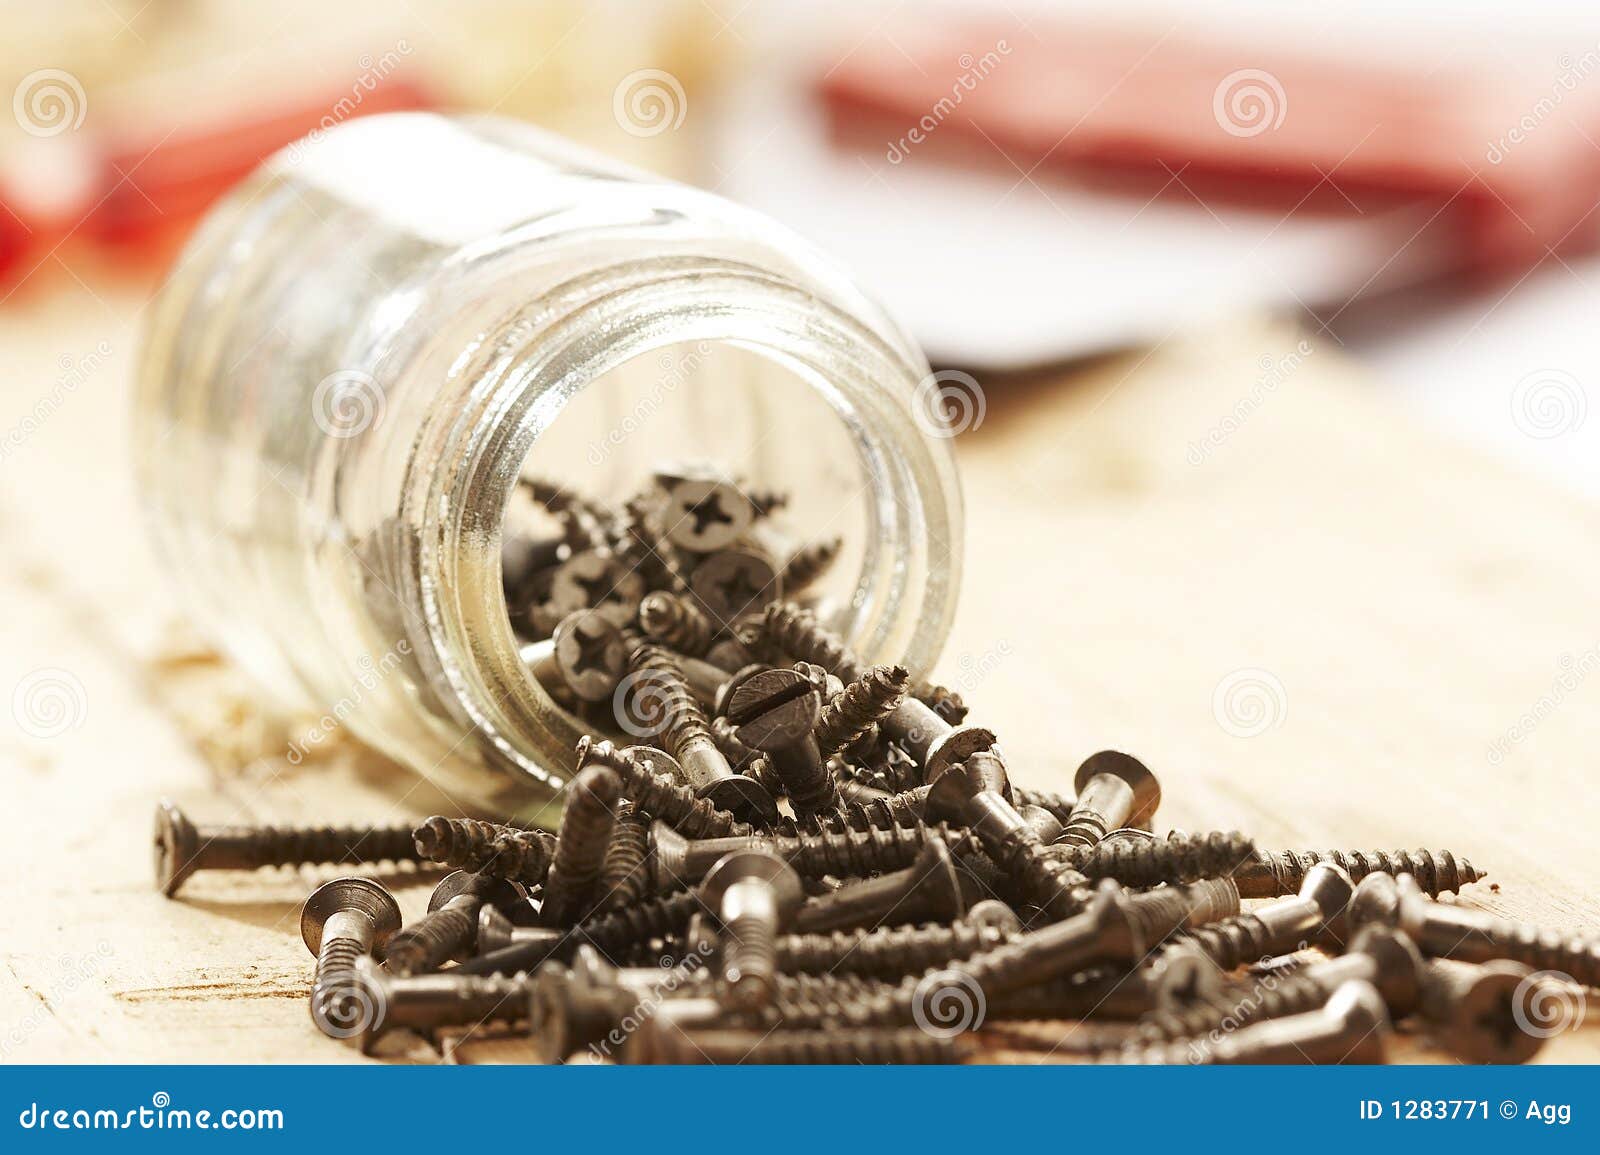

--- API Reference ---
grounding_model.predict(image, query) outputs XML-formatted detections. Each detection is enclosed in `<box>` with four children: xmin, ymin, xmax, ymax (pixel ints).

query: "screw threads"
<box><xmin>786</xmin><ymin>788</ymin><xmax>931</xmax><ymax>836</ymax></box>
<box><xmin>1238</xmin><ymin>849</ymin><xmax>1484</xmax><ymax>898</ymax></box>
<box><xmin>413</xmin><ymin>817</ymin><xmax>556</xmax><ymax>884</ymax></box>
<box><xmin>760</xmin><ymin>602</ymin><xmax>862</xmax><ymax>680</ymax></box>
<box><xmin>309</xmin><ymin>935</ymin><xmax>366</xmax><ymax>1030</ymax></box>
<box><xmin>1123</xmin><ymin>878</ymin><xmax>1242</xmax><ymax>950</ymax></box>
<box><xmin>721</xmin><ymin>910</ymin><xmax>780</xmax><ymax>1007</ymax></box>
<box><xmin>1137</xmin><ymin>967</ymin><xmax>1329</xmax><ymax>1041</ymax></box>
<box><xmin>997</xmin><ymin>834</ymin><xmax>1094</xmax><ymax>919</ymax></box>
<box><xmin>777</xmin><ymin>921</ymin><xmax>1013</xmax><ymax>979</ymax></box>
<box><xmin>784</xmin><ymin>822</ymin><xmax>936</xmax><ymax>878</ymax></box>
<box><xmin>1466</xmin><ymin>919</ymin><xmax>1600</xmax><ymax>988</ymax></box>
<box><xmin>1012</xmin><ymin>788</ymin><xmax>1076</xmax><ymax>825</ymax></box>
<box><xmin>1167</xmin><ymin>911</ymin><xmax>1282</xmax><ymax>973</ymax></box>
<box><xmin>815</xmin><ymin>664</ymin><xmax>910</xmax><ymax>756</ymax></box>
<box><xmin>384</xmin><ymin>905</ymin><xmax>476</xmax><ymax>977</ymax></box>
<box><xmin>639</xmin><ymin>591</ymin><xmax>714</xmax><ymax>656</ymax></box>
<box><xmin>674</xmin><ymin>1027</ymin><xmax>964</xmax><ymax>1065</ymax></box>
<box><xmin>245</xmin><ymin>823</ymin><xmax>420</xmax><ymax>867</ymax></box>
<box><xmin>542</xmin><ymin>765</ymin><xmax>623</xmax><ymax>926</ymax></box>
<box><xmin>917</xmin><ymin>683</ymin><xmax>969</xmax><ymax>725</ymax></box>
<box><xmin>580</xmin><ymin>890</ymin><xmax>699</xmax><ymax>960</ymax></box>
<box><xmin>580</xmin><ymin>739</ymin><xmax>752</xmax><ymax>839</ymax></box>
<box><xmin>1063</xmin><ymin>832</ymin><xmax>1257</xmax><ymax>888</ymax></box>
<box><xmin>759</xmin><ymin>972</ymin><xmax>913</xmax><ymax>1030</ymax></box>
<box><xmin>780</xmin><ymin>536</ymin><xmax>843</xmax><ymax>592</ymax></box>
<box><xmin>595</xmin><ymin>805</ymin><xmax>651</xmax><ymax>913</ymax></box>
<box><xmin>1055</xmin><ymin>809</ymin><xmax>1113</xmax><ymax>851</ymax></box>
<box><xmin>626</xmin><ymin>641</ymin><xmax>725</xmax><ymax>777</ymax></box>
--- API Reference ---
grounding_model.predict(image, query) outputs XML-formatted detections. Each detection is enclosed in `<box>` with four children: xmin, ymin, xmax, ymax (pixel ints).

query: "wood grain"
<box><xmin>0</xmin><ymin>282</ymin><xmax>1593</xmax><ymax>1062</ymax></box>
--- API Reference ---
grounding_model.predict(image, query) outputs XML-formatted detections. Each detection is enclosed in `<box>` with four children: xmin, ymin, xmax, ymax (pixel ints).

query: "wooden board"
<box><xmin>1</xmin><ymin>280</ymin><xmax>1594</xmax><ymax>1062</ymax></box>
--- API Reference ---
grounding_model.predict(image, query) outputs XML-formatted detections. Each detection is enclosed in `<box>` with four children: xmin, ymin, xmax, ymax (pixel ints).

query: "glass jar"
<box><xmin>133</xmin><ymin>113</ymin><xmax>962</xmax><ymax>822</ymax></box>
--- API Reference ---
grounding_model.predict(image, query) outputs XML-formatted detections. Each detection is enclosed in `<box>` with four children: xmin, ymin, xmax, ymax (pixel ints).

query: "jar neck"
<box><xmin>405</xmin><ymin>256</ymin><xmax>963</xmax><ymax>797</ymax></box>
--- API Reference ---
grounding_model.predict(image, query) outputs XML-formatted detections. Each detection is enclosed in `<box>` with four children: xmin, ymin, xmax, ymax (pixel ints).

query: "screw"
<box><xmin>726</xmin><ymin>665</ymin><xmax>838</xmax><ymax>815</ymax></box>
<box><xmin>501</xmin><ymin>532</ymin><xmax>566</xmax><ymax>614</ymax></box>
<box><xmin>776</xmin><ymin>901</ymin><xmax>1021</xmax><ymax>979</ymax></box>
<box><xmin>460</xmin><ymin>891</ymin><xmax>702</xmax><ymax>977</ymax></box>
<box><xmin>592</xmin><ymin>801</ymin><xmax>652</xmax><ymax>913</ymax></box>
<box><xmin>1112</xmin><ymin>980</ymin><xmax>1390</xmax><ymax>1065</ymax></box>
<box><xmin>651</xmin><ymin>818</ymin><xmax>946</xmax><ymax>890</ymax></box>
<box><xmin>1419</xmin><ymin>958</ymin><xmax>1547</xmax><ymax>1063</ymax></box>
<box><xmin>791</xmin><ymin>836</ymin><xmax>969</xmax><ymax>933</ymax></box>
<box><xmin>628</xmin><ymin>1022</ymin><xmax>968</xmax><ymax>1065</ymax></box>
<box><xmin>757</xmin><ymin>601</ymin><xmax>995</xmax><ymax>782</ymax></box>
<box><xmin>552</xmin><ymin>610</ymin><xmax>629</xmax><ymax>702</ymax></box>
<box><xmin>698</xmin><ymin>850</ymin><xmax>805</xmax><ymax>1009</ymax></box>
<box><xmin>639</xmin><ymin>590</ymin><xmax>715</xmax><ymax>656</ymax></box>
<box><xmin>300</xmin><ymin>878</ymin><xmax>402</xmax><ymax>1037</ymax></box>
<box><xmin>1052</xmin><ymin>751</ymin><xmax>1162</xmax><ymax>850</ymax></box>
<box><xmin>384</xmin><ymin>870</ymin><xmax>528</xmax><ymax>977</ymax></box>
<box><xmin>549</xmin><ymin>549</ymin><xmax>645</xmax><ymax>622</ymax></box>
<box><xmin>1158</xmin><ymin>862</ymin><xmax>1355</xmax><ymax>973</ymax></box>
<box><xmin>1233</xmin><ymin>848</ymin><xmax>1485</xmax><ymax>899</ymax></box>
<box><xmin>624</xmin><ymin>640</ymin><xmax>777</xmax><ymax>824</ymax></box>
<box><xmin>1012</xmin><ymin>787</ymin><xmax>1076</xmax><ymax>826</ymax></box>
<box><xmin>519</xmin><ymin>477</ymin><xmax>614</xmax><ymax>554</ymax></box>
<box><xmin>814</xmin><ymin>663</ymin><xmax>909</xmax><ymax>757</ymax></box>
<box><xmin>779</xmin><ymin>535</ymin><xmax>843</xmax><ymax>593</ymax></box>
<box><xmin>575</xmin><ymin>738</ymin><xmax>753</xmax><ymax>839</ymax></box>
<box><xmin>1353</xmin><ymin>872</ymin><xmax>1598</xmax><ymax>989</ymax></box>
<box><xmin>528</xmin><ymin>945</ymin><xmax>713</xmax><ymax>1062</ymax></box>
<box><xmin>541</xmin><ymin>764</ymin><xmax>623</xmax><ymax>926</ymax></box>
<box><xmin>475</xmin><ymin>907</ymin><xmax>567</xmax><ymax>956</ymax></box>
<box><xmin>662</xmin><ymin>477</ymin><xmax>754</xmax><ymax>553</ymax></box>
<box><xmin>1138</xmin><ymin>924</ymin><xmax>1423</xmax><ymax>1042</ymax></box>
<box><xmin>691</xmin><ymin>547</ymin><xmax>780</xmax><ymax>624</ymax></box>
<box><xmin>1019</xmin><ymin>805</ymin><xmax>1065</xmax><ymax>845</ymax></box>
<box><xmin>363</xmin><ymin>966</ymin><xmax>536</xmax><ymax>1042</ymax></box>
<box><xmin>947</xmin><ymin>877</ymin><xmax>1241</xmax><ymax>1000</ymax></box>
<box><xmin>412</xmin><ymin>816</ymin><xmax>556</xmax><ymax>885</ymax></box>
<box><xmin>1054</xmin><ymin>830</ymin><xmax>1256</xmax><ymax>889</ymax></box>
<box><xmin>153</xmin><ymin>801</ymin><xmax>419</xmax><ymax>898</ymax></box>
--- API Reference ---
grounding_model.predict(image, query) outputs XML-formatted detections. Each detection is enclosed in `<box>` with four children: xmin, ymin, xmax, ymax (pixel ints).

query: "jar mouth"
<box><xmin>407</xmin><ymin>256</ymin><xmax>963</xmax><ymax>801</ymax></box>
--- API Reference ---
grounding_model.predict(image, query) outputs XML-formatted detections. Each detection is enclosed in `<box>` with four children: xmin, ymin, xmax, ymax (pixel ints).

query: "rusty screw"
<box><xmin>1053</xmin><ymin>751</ymin><xmax>1162</xmax><ymax>850</ymax></box>
<box><xmin>384</xmin><ymin>870</ymin><xmax>527</xmax><ymax>976</ymax></box>
<box><xmin>541</xmin><ymin>764</ymin><xmax>623</xmax><ymax>926</ymax></box>
<box><xmin>814</xmin><ymin>663</ymin><xmax>909</xmax><ymax>757</ymax></box>
<box><xmin>300</xmin><ymin>878</ymin><xmax>402</xmax><ymax>1038</ymax></box>
<box><xmin>698</xmin><ymin>850</ymin><xmax>805</xmax><ymax>1010</ymax></box>
<box><xmin>1114</xmin><ymin>980</ymin><xmax>1390</xmax><ymax>1065</ymax></box>
<box><xmin>639</xmin><ymin>590</ymin><xmax>716</xmax><ymax>656</ymax></box>
<box><xmin>552</xmin><ymin>610</ymin><xmax>630</xmax><ymax>702</ymax></box>
<box><xmin>154</xmin><ymin>800</ymin><xmax>419</xmax><ymax>898</ymax></box>
<box><xmin>1418</xmin><ymin>958</ymin><xmax>1547</xmax><ymax>1063</ymax></box>
<box><xmin>1160</xmin><ymin>862</ymin><xmax>1355</xmax><ymax>973</ymax></box>
<box><xmin>726</xmin><ymin>665</ymin><xmax>838</xmax><ymax>815</ymax></box>
<box><xmin>792</xmin><ymin>836</ymin><xmax>969</xmax><ymax>933</ymax></box>
<box><xmin>1235</xmin><ymin>849</ymin><xmax>1485</xmax><ymax>899</ymax></box>
<box><xmin>662</xmin><ymin>477</ymin><xmax>754</xmax><ymax>553</ymax></box>
<box><xmin>412</xmin><ymin>816</ymin><xmax>556</xmax><ymax>885</ymax></box>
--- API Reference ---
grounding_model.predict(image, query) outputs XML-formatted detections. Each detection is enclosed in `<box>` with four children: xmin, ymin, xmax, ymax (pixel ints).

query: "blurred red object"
<box><xmin>0</xmin><ymin>75</ymin><xmax>432</xmax><ymax>287</ymax></box>
<box><xmin>818</xmin><ymin>22</ymin><xmax>1600</xmax><ymax>274</ymax></box>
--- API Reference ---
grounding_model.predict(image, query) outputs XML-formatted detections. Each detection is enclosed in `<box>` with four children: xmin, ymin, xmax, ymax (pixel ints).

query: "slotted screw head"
<box><xmin>1073</xmin><ymin>750</ymin><xmax>1162</xmax><ymax>827</ymax></box>
<box><xmin>725</xmin><ymin>667</ymin><xmax>820</xmax><ymax>751</ymax></box>
<box><xmin>663</xmin><ymin>477</ymin><xmax>754</xmax><ymax>553</ymax></box>
<box><xmin>553</xmin><ymin>610</ymin><xmax>629</xmax><ymax>702</ymax></box>
<box><xmin>300</xmin><ymin>878</ymin><xmax>403</xmax><ymax>955</ymax></box>
<box><xmin>427</xmin><ymin>869</ymin><xmax>527</xmax><ymax>914</ymax></box>
<box><xmin>153</xmin><ymin>800</ymin><xmax>200</xmax><ymax>898</ymax></box>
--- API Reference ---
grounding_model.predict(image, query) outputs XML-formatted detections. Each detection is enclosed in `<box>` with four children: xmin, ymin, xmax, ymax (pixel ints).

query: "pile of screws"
<box><xmin>156</xmin><ymin>468</ymin><xmax>1598</xmax><ymax>1063</ymax></box>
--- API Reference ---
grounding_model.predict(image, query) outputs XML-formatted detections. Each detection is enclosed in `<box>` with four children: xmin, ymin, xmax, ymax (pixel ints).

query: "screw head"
<box><xmin>1436</xmin><ymin>960</ymin><xmax>1544</xmax><ymax>1064</ymax></box>
<box><xmin>923</xmin><ymin>726</ymin><xmax>1000</xmax><ymax>788</ymax></box>
<box><xmin>1073</xmin><ymin>750</ymin><xmax>1162</xmax><ymax>826</ymax></box>
<box><xmin>1348</xmin><ymin>871</ymin><xmax>1400</xmax><ymax>930</ymax></box>
<box><xmin>550</xmin><ymin>550</ymin><xmax>645</xmax><ymax>620</ymax></box>
<box><xmin>1153</xmin><ymin>945</ymin><xmax>1226</xmax><ymax>1009</ymax></box>
<box><xmin>427</xmin><ymin>869</ymin><xmax>526</xmax><ymax>914</ymax></box>
<box><xmin>663</xmin><ymin>478</ymin><xmax>754</xmax><ymax>553</ymax></box>
<box><xmin>690</xmin><ymin>548</ymin><xmax>779</xmax><ymax>624</ymax></box>
<box><xmin>300</xmin><ymin>877</ymin><xmax>402</xmax><ymax>955</ymax></box>
<box><xmin>1349</xmin><ymin>925</ymin><xmax>1425</xmax><ymax>1016</ymax></box>
<box><xmin>725</xmin><ymin>667</ymin><xmax>820</xmax><ymax>751</ymax></box>
<box><xmin>966</xmin><ymin>899</ymin><xmax>1023</xmax><ymax>935</ymax></box>
<box><xmin>1323</xmin><ymin>979</ymin><xmax>1391</xmax><ymax>1063</ymax></box>
<box><xmin>152</xmin><ymin>799</ymin><xmax>200</xmax><ymax>898</ymax></box>
<box><xmin>1300</xmin><ymin>862</ymin><xmax>1356</xmax><ymax>946</ymax></box>
<box><xmin>698</xmin><ymin>850</ymin><xmax>805</xmax><ymax>921</ymax></box>
<box><xmin>553</xmin><ymin>610</ymin><xmax>629</xmax><ymax>702</ymax></box>
<box><xmin>908</xmin><ymin>837</ymin><xmax>968</xmax><ymax>922</ymax></box>
<box><xmin>698</xmin><ymin>774</ymin><xmax>780</xmax><ymax>825</ymax></box>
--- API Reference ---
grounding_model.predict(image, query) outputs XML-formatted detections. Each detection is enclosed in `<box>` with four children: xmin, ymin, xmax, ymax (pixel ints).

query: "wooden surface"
<box><xmin>1</xmin><ymin>279</ymin><xmax>1596</xmax><ymax>1063</ymax></box>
